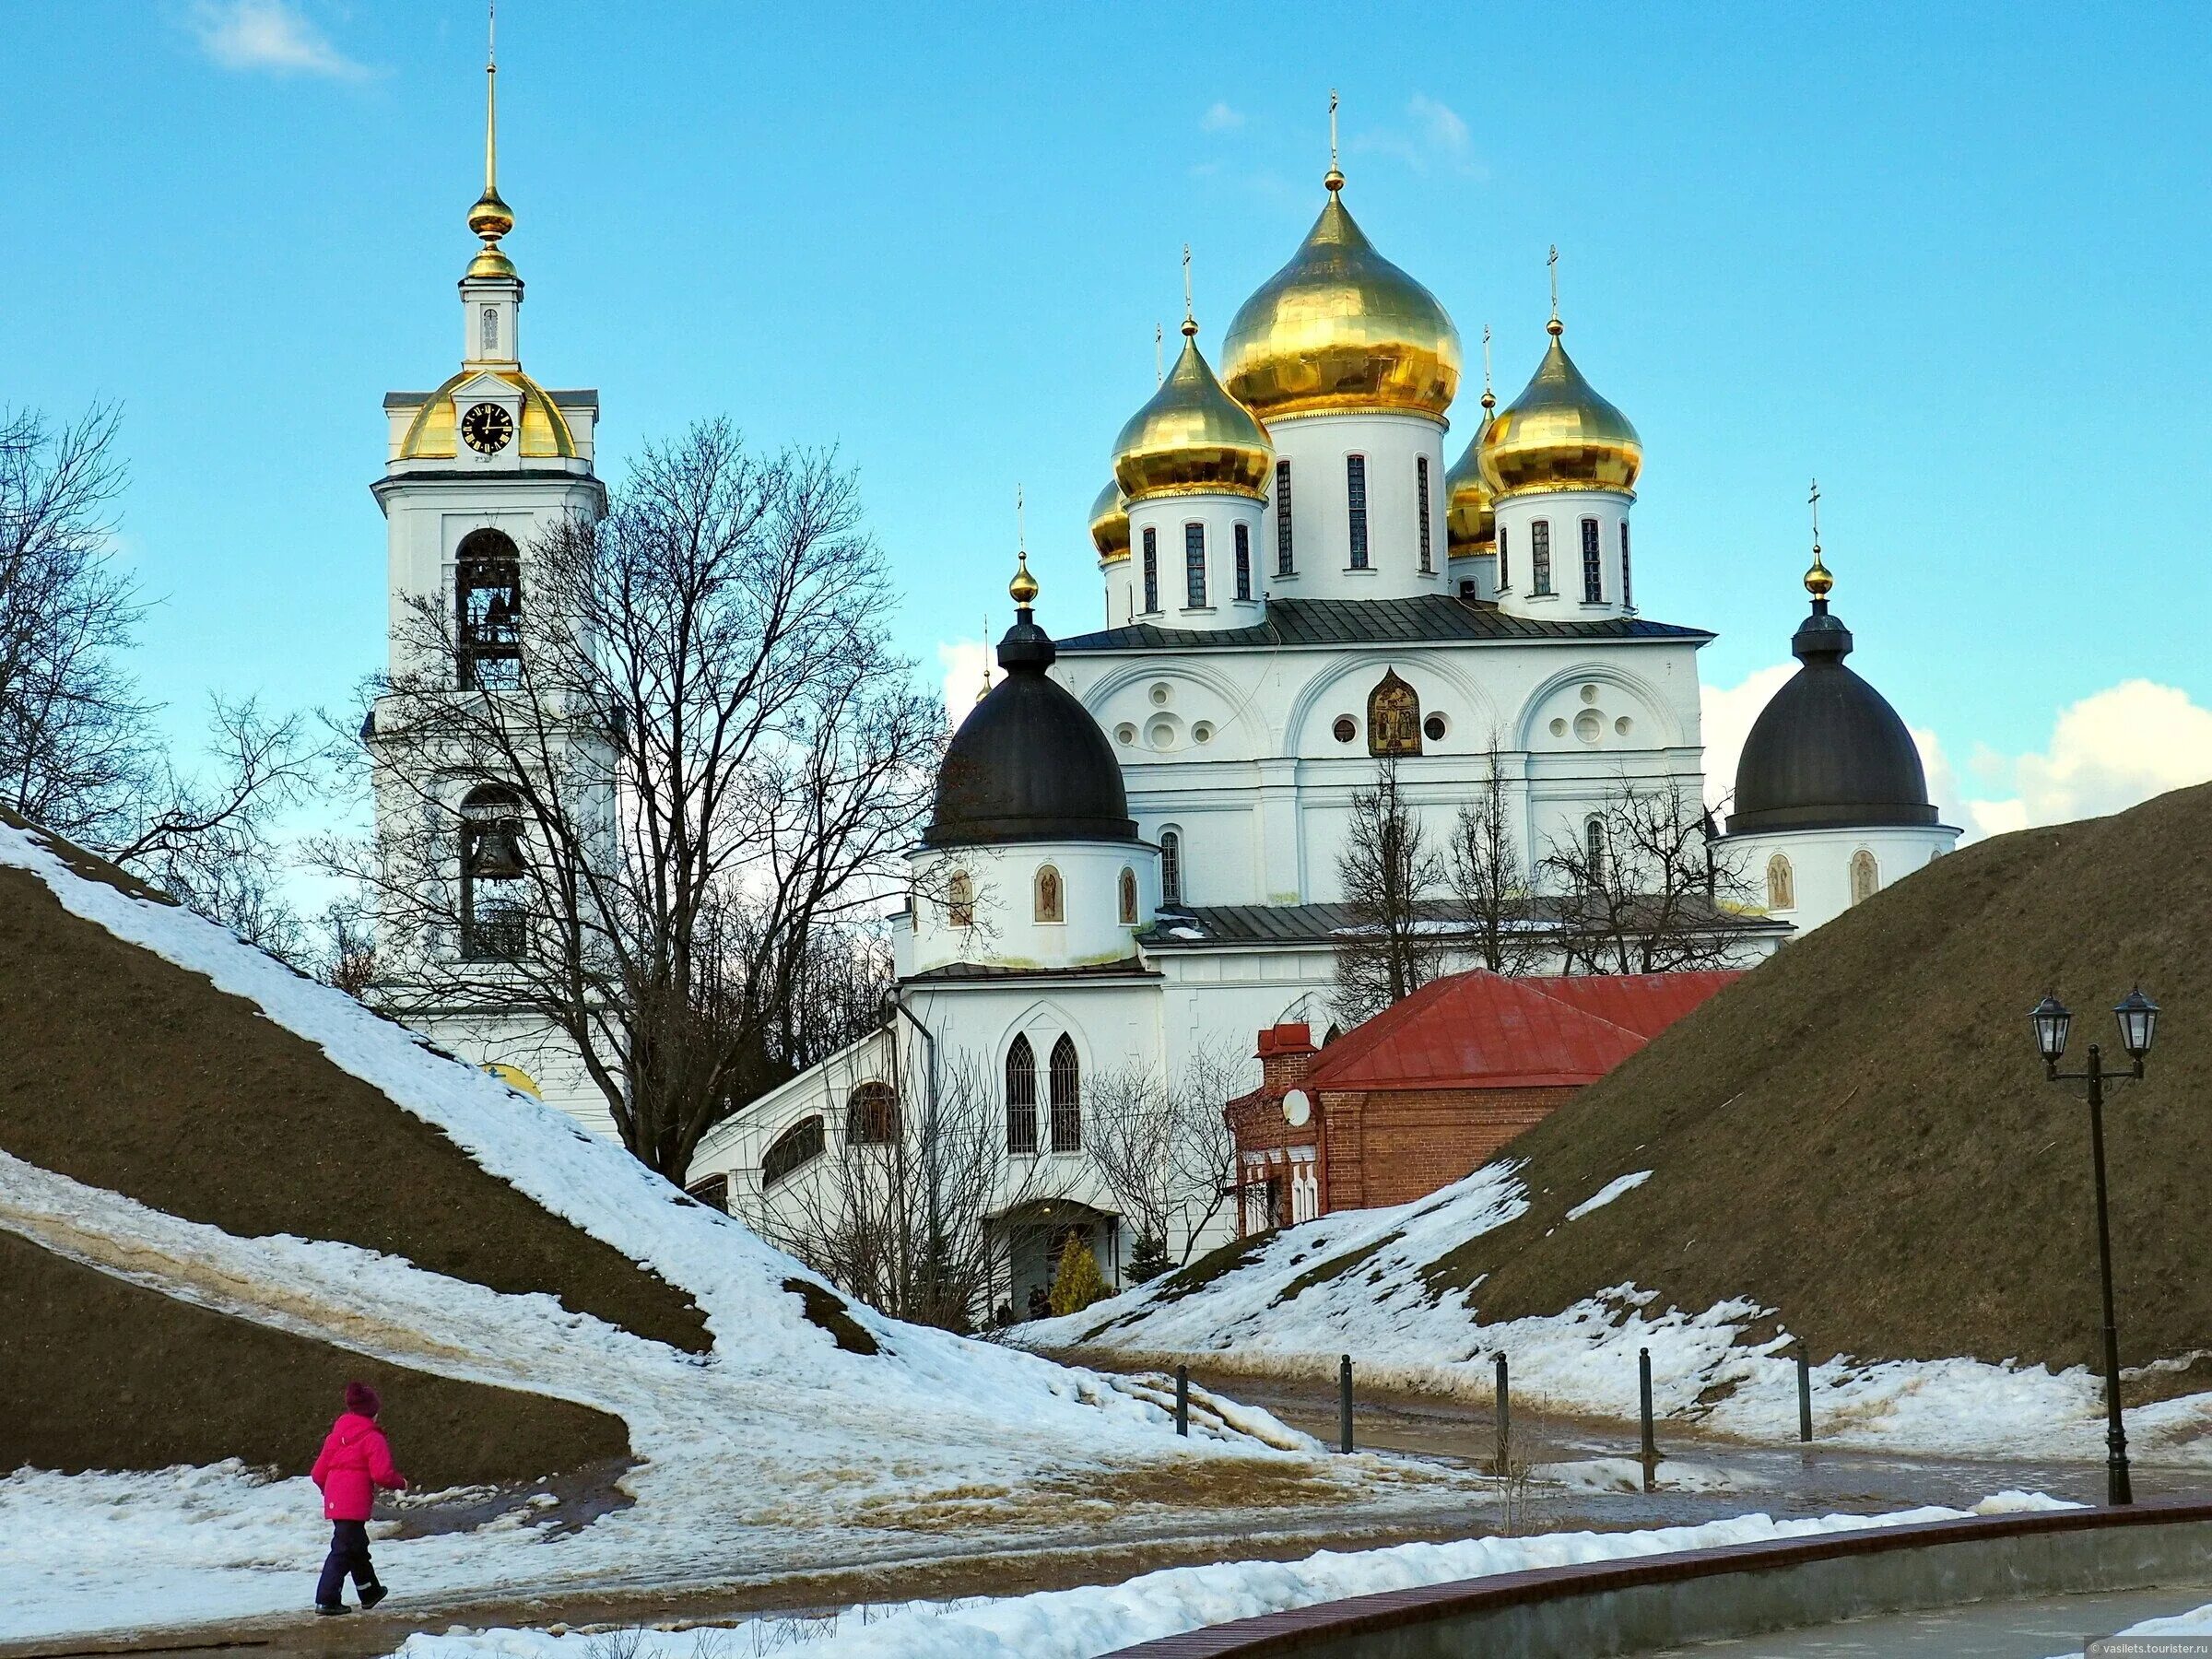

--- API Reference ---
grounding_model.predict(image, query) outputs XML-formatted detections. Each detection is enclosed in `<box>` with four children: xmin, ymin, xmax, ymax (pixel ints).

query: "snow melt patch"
<box><xmin>1565</xmin><ymin>1170</ymin><xmax>1651</xmax><ymax>1220</ymax></box>
<box><xmin>388</xmin><ymin>1497</ymin><xmax>2077</xmax><ymax>1659</ymax></box>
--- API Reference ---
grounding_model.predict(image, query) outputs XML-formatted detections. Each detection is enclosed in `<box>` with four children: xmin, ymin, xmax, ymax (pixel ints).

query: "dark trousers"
<box><xmin>315</xmin><ymin>1520</ymin><xmax>378</xmax><ymax>1606</ymax></box>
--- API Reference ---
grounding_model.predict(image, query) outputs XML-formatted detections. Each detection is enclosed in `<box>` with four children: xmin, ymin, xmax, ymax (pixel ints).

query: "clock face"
<box><xmin>461</xmin><ymin>402</ymin><xmax>514</xmax><ymax>454</ymax></box>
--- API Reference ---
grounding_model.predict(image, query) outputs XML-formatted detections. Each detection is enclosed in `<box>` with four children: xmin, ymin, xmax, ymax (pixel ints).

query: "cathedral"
<box><xmin>365</xmin><ymin>60</ymin><xmax>1956</xmax><ymax>1312</ymax></box>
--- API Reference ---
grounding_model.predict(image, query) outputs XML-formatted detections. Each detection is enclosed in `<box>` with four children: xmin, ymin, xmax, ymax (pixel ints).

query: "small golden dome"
<box><xmin>468</xmin><ymin>183</ymin><xmax>514</xmax><ymax>244</ymax></box>
<box><xmin>1219</xmin><ymin>187</ymin><xmax>1460</xmax><ymax>422</ymax></box>
<box><xmin>1009</xmin><ymin>548</ymin><xmax>1040</xmax><ymax>606</ymax></box>
<box><xmin>1480</xmin><ymin>322</ymin><xmax>1641</xmax><ymax>499</ymax></box>
<box><xmin>1444</xmin><ymin>400</ymin><xmax>1498</xmax><ymax>559</ymax></box>
<box><xmin>1089</xmin><ymin>479</ymin><xmax>1132</xmax><ymax>562</ymax></box>
<box><xmin>1805</xmin><ymin>549</ymin><xmax>1833</xmax><ymax>601</ymax></box>
<box><xmin>1111</xmin><ymin>325</ymin><xmax>1273</xmax><ymax>502</ymax></box>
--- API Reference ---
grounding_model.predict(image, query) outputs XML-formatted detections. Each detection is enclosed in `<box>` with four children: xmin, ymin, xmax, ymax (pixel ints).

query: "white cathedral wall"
<box><xmin>906</xmin><ymin>841</ymin><xmax>1158</xmax><ymax>974</ymax></box>
<box><xmin>1124</xmin><ymin>492</ymin><xmax>1266</xmax><ymax>630</ymax></box>
<box><xmin>1721</xmin><ymin>821</ymin><xmax>1960</xmax><ymax>940</ymax></box>
<box><xmin>1261</xmin><ymin>411</ymin><xmax>1453</xmax><ymax>602</ymax></box>
<box><xmin>1493</xmin><ymin>488</ymin><xmax>1636</xmax><ymax>621</ymax></box>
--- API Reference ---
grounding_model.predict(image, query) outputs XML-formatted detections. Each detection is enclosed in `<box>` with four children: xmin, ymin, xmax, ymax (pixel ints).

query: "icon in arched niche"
<box><xmin>1366</xmin><ymin>669</ymin><xmax>1422</xmax><ymax>756</ymax></box>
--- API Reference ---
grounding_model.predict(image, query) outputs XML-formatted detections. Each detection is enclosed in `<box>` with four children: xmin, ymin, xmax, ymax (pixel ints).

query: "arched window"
<box><xmin>1498</xmin><ymin>524</ymin><xmax>1511</xmax><ymax>590</ymax></box>
<box><xmin>1766</xmin><ymin>853</ymin><xmax>1795</xmax><ymax>911</ymax></box>
<box><xmin>1034</xmin><ymin>864</ymin><xmax>1064</xmax><ymax>924</ymax></box>
<box><xmin>1234</xmin><ymin>523</ymin><xmax>1253</xmax><ymax>600</ymax></box>
<box><xmin>1184</xmin><ymin>523</ymin><xmax>1207</xmax><ymax>607</ymax></box>
<box><xmin>1417</xmin><ymin>455</ymin><xmax>1433</xmax><ymax>573</ymax></box>
<box><xmin>1141</xmin><ymin>528</ymin><xmax>1159</xmax><ymax>614</ymax></box>
<box><xmin>1118</xmin><ymin>866</ymin><xmax>1138</xmax><ymax>925</ymax></box>
<box><xmin>846</xmin><ymin>1081</ymin><xmax>900</xmax><ymax>1146</ymax></box>
<box><xmin>1275</xmin><ymin>460</ymin><xmax>1294</xmax><ymax>574</ymax></box>
<box><xmin>1581</xmin><ymin>518</ymin><xmax>1603</xmax><ymax>602</ymax></box>
<box><xmin>1531</xmin><ymin>521</ymin><xmax>1553</xmax><ymax>595</ymax></box>
<box><xmin>1006</xmin><ymin>1035</ymin><xmax>1039</xmax><ymax>1154</ymax></box>
<box><xmin>1619</xmin><ymin>521</ymin><xmax>1633</xmax><ymax>609</ymax></box>
<box><xmin>1159</xmin><ymin>829</ymin><xmax>1182</xmax><ymax>906</ymax></box>
<box><xmin>459</xmin><ymin>783</ymin><xmax>529</xmax><ymax>961</ymax></box>
<box><xmin>1850</xmin><ymin>850</ymin><xmax>1880</xmax><ymax>905</ymax></box>
<box><xmin>455</xmin><ymin>528</ymin><xmax>523</xmax><ymax>689</ymax></box>
<box><xmin>1049</xmin><ymin>1034</ymin><xmax>1082</xmax><ymax>1152</ymax></box>
<box><xmin>1322</xmin><ymin>1023</ymin><xmax>1343</xmax><ymax>1046</ymax></box>
<box><xmin>1584</xmin><ymin>814</ymin><xmax>1607</xmax><ymax>888</ymax></box>
<box><xmin>947</xmin><ymin>869</ymin><xmax>975</xmax><ymax>929</ymax></box>
<box><xmin>1346</xmin><ymin>455</ymin><xmax>1370</xmax><ymax>568</ymax></box>
<box><xmin>479</xmin><ymin>304</ymin><xmax>499</xmax><ymax>357</ymax></box>
<box><xmin>762</xmin><ymin>1116</ymin><xmax>826</xmax><ymax>1186</ymax></box>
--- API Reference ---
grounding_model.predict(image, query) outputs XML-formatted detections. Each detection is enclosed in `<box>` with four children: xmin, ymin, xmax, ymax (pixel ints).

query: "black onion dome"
<box><xmin>1728</xmin><ymin>600</ymin><xmax>1938</xmax><ymax>834</ymax></box>
<box><xmin>924</xmin><ymin>612</ymin><xmax>1136</xmax><ymax>848</ymax></box>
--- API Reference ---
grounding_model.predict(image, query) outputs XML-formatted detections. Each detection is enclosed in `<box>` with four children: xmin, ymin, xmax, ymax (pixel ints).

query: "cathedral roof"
<box><xmin>1110</xmin><ymin>324</ymin><xmax>1273</xmax><ymax>504</ymax></box>
<box><xmin>1056</xmin><ymin>594</ymin><xmax>1710</xmax><ymax>654</ymax></box>
<box><xmin>1727</xmin><ymin>558</ymin><xmax>1940</xmax><ymax>835</ymax></box>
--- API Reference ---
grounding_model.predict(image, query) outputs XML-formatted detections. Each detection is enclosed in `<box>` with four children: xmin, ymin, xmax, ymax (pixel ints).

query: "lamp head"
<box><xmin>2113</xmin><ymin>987</ymin><xmax>2159</xmax><ymax>1062</ymax></box>
<box><xmin>2030</xmin><ymin>994</ymin><xmax>2072</xmax><ymax>1065</ymax></box>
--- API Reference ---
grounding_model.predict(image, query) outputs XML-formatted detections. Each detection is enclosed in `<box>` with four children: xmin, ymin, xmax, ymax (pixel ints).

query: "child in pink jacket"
<box><xmin>310</xmin><ymin>1382</ymin><xmax>408</xmax><ymax>1614</ymax></box>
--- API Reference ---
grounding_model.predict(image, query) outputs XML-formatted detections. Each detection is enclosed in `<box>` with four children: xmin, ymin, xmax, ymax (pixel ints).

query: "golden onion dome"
<box><xmin>1444</xmin><ymin>389</ymin><xmax>1498</xmax><ymax>558</ymax></box>
<box><xmin>1089</xmin><ymin>479</ymin><xmax>1132</xmax><ymax>562</ymax></box>
<box><xmin>1805</xmin><ymin>547</ymin><xmax>1833</xmax><ymax>602</ymax></box>
<box><xmin>397</xmin><ymin>369</ymin><xmax>576</xmax><ymax>461</ymax></box>
<box><xmin>1219</xmin><ymin>182</ymin><xmax>1460</xmax><ymax>422</ymax></box>
<box><xmin>1111</xmin><ymin>323</ymin><xmax>1273</xmax><ymax>502</ymax></box>
<box><xmin>1009</xmin><ymin>547</ymin><xmax>1040</xmax><ymax>606</ymax></box>
<box><xmin>1480</xmin><ymin>319</ymin><xmax>1641</xmax><ymax>499</ymax></box>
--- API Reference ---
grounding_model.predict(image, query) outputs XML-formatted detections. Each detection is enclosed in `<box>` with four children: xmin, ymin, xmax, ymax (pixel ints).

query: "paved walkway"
<box><xmin>1641</xmin><ymin>1585</ymin><xmax>2212</xmax><ymax>1655</ymax></box>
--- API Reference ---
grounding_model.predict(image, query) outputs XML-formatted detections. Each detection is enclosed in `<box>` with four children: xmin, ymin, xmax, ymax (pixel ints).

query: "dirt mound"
<box><xmin>0</xmin><ymin>1232</ymin><xmax>629</xmax><ymax>1481</ymax></box>
<box><xmin>1423</xmin><ymin>782</ymin><xmax>2212</xmax><ymax>1372</ymax></box>
<box><xmin>0</xmin><ymin>831</ymin><xmax>707</xmax><ymax>1356</ymax></box>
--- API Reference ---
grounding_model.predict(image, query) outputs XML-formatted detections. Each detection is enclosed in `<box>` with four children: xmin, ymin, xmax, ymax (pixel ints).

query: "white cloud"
<box><xmin>1698</xmin><ymin>663</ymin><xmax>1794</xmax><ymax>813</ymax></box>
<box><xmin>190</xmin><ymin>0</ymin><xmax>368</xmax><ymax>79</ymax></box>
<box><xmin>1963</xmin><ymin>679</ymin><xmax>2212</xmax><ymax>835</ymax></box>
<box><xmin>1408</xmin><ymin>94</ymin><xmax>1470</xmax><ymax>158</ymax></box>
<box><xmin>938</xmin><ymin>637</ymin><xmax>992</xmax><ymax>727</ymax></box>
<box><xmin>1201</xmin><ymin>101</ymin><xmax>1245</xmax><ymax>132</ymax></box>
<box><xmin>1349</xmin><ymin>94</ymin><xmax>1485</xmax><ymax>178</ymax></box>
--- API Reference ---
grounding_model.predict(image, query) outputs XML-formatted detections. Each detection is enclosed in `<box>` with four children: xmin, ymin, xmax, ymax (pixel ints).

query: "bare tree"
<box><xmin>1538</xmin><ymin>776</ymin><xmax>1755</xmax><ymax>973</ymax></box>
<box><xmin>324</xmin><ymin>421</ymin><xmax>941</xmax><ymax>1182</ymax></box>
<box><xmin>1444</xmin><ymin>739</ymin><xmax>1548</xmax><ymax>977</ymax></box>
<box><xmin>312</xmin><ymin>896</ymin><xmax>380</xmax><ymax>1001</ymax></box>
<box><xmin>1084</xmin><ymin>1047</ymin><xmax>1241</xmax><ymax>1276</ymax></box>
<box><xmin>1332</xmin><ymin>756</ymin><xmax>1446</xmax><ymax>1024</ymax></box>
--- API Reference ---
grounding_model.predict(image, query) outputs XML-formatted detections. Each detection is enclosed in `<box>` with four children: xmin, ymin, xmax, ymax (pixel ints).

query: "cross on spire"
<box><xmin>1155</xmin><ymin>323</ymin><xmax>1163</xmax><ymax>385</ymax></box>
<box><xmin>1481</xmin><ymin>323</ymin><xmax>1495</xmax><ymax>407</ymax></box>
<box><xmin>1808</xmin><ymin>477</ymin><xmax>1822</xmax><ymax>554</ymax></box>
<box><xmin>1547</xmin><ymin>244</ymin><xmax>1561</xmax><ymax>335</ymax></box>
<box><xmin>1181</xmin><ymin>242</ymin><xmax>1196</xmax><ymax>336</ymax></box>
<box><xmin>1325</xmin><ymin>88</ymin><xmax>1344</xmax><ymax>191</ymax></box>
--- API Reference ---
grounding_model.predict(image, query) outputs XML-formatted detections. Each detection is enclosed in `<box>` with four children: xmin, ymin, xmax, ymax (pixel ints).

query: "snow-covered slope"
<box><xmin>0</xmin><ymin>819</ymin><xmax>1397</xmax><ymax>1642</ymax></box>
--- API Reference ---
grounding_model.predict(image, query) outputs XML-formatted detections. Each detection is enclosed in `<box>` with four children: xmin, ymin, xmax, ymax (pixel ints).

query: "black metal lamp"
<box><xmin>2113</xmin><ymin>988</ymin><xmax>2159</xmax><ymax>1063</ymax></box>
<box><xmin>2030</xmin><ymin>994</ymin><xmax>2072</xmax><ymax>1065</ymax></box>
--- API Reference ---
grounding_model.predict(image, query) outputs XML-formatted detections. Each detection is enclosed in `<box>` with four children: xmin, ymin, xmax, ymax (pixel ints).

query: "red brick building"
<box><xmin>1226</xmin><ymin>969</ymin><xmax>1738</xmax><ymax>1233</ymax></box>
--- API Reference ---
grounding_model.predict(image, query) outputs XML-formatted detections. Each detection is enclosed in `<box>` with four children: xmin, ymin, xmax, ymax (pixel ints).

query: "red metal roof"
<box><xmin>1300</xmin><ymin>970</ymin><xmax>1740</xmax><ymax>1093</ymax></box>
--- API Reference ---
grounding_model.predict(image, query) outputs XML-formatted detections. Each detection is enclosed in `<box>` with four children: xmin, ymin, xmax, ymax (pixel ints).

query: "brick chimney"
<box><xmin>1255</xmin><ymin>1022</ymin><xmax>1317</xmax><ymax>1095</ymax></box>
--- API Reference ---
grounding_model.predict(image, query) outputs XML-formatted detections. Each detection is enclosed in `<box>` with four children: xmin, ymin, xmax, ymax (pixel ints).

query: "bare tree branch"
<box><xmin>1332</xmin><ymin>755</ymin><xmax>1446</xmax><ymax>1024</ymax></box>
<box><xmin>1538</xmin><ymin>776</ymin><xmax>1754</xmax><ymax>973</ymax></box>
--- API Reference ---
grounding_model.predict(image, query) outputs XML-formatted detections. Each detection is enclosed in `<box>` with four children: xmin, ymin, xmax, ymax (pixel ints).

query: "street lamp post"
<box><xmin>2030</xmin><ymin>989</ymin><xmax>2160</xmax><ymax>1507</ymax></box>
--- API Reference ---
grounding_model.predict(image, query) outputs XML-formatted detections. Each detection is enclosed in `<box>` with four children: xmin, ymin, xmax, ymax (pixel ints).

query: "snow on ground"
<box><xmin>1565</xmin><ymin>1169</ymin><xmax>1651</xmax><ymax>1219</ymax></box>
<box><xmin>2070</xmin><ymin>1597</ymin><xmax>2212</xmax><ymax>1652</ymax></box>
<box><xmin>0</xmin><ymin>822</ymin><xmax>1408</xmax><ymax>1644</ymax></box>
<box><xmin>387</xmin><ymin>1496</ymin><xmax>2077</xmax><ymax>1659</ymax></box>
<box><xmin>1019</xmin><ymin>1159</ymin><xmax>2212</xmax><ymax>1465</ymax></box>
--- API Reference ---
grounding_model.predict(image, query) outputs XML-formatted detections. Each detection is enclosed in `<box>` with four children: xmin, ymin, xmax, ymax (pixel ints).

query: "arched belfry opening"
<box><xmin>456</xmin><ymin>527</ymin><xmax>523</xmax><ymax>689</ymax></box>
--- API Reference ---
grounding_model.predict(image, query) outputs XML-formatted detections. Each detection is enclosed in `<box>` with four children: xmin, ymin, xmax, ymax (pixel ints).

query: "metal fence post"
<box><xmin>1175</xmin><ymin>1364</ymin><xmax>1189</xmax><ymax>1438</ymax></box>
<box><xmin>1639</xmin><ymin>1347</ymin><xmax>1658</xmax><ymax>1492</ymax></box>
<box><xmin>1338</xmin><ymin>1353</ymin><xmax>1354</xmax><ymax>1453</ymax></box>
<box><xmin>1797</xmin><ymin>1341</ymin><xmax>1814</xmax><ymax>1444</ymax></box>
<box><xmin>1494</xmin><ymin>1351</ymin><xmax>1511</xmax><ymax>1475</ymax></box>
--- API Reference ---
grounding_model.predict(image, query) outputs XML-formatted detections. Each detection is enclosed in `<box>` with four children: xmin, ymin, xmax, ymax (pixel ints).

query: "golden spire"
<box><xmin>1009</xmin><ymin>486</ymin><xmax>1040</xmax><ymax>606</ymax></box>
<box><xmin>1481</xmin><ymin>323</ymin><xmax>1496</xmax><ymax>414</ymax></box>
<box><xmin>1547</xmin><ymin>243</ymin><xmax>1562</xmax><ymax>337</ymax></box>
<box><xmin>1324</xmin><ymin>88</ymin><xmax>1344</xmax><ymax>192</ymax></box>
<box><xmin>465</xmin><ymin>1</ymin><xmax>517</xmax><ymax>279</ymax></box>
<box><xmin>1181</xmin><ymin>242</ymin><xmax>1197</xmax><ymax>337</ymax></box>
<box><xmin>1805</xmin><ymin>478</ymin><xmax>1833</xmax><ymax>601</ymax></box>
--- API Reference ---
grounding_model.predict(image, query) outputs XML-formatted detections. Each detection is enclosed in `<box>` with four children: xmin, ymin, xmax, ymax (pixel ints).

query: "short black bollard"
<box><xmin>1639</xmin><ymin>1346</ymin><xmax>1658</xmax><ymax>1492</ymax></box>
<box><xmin>1796</xmin><ymin>1341</ymin><xmax>1814</xmax><ymax>1444</ymax></box>
<box><xmin>1338</xmin><ymin>1353</ymin><xmax>1354</xmax><ymax>1453</ymax></box>
<box><xmin>1494</xmin><ymin>1351</ymin><xmax>1511</xmax><ymax>1475</ymax></box>
<box><xmin>1175</xmin><ymin>1364</ymin><xmax>1189</xmax><ymax>1438</ymax></box>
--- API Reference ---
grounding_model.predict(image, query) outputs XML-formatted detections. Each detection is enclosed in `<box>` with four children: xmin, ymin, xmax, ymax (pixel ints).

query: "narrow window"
<box><xmin>762</xmin><ymin>1116</ymin><xmax>826</xmax><ymax>1186</ymax></box>
<box><xmin>1159</xmin><ymin>829</ymin><xmax>1182</xmax><ymax>906</ymax></box>
<box><xmin>1006</xmin><ymin>1035</ymin><xmax>1039</xmax><ymax>1153</ymax></box>
<box><xmin>947</xmin><ymin>869</ymin><xmax>975</xmax><ymax>928</ymax></box>
<box><xmin>1532</xmin><ymin>521</ymin><xmax>1553</xmax><ymax>595</ymax></box>
<box><xmin>685</xmin><ymin>1173</ymin><xmax>731</xmax><ymax>1213</ymax></box>
<box><xmin>1118</xmin><ymin>866</ymin><xmax>1138</xmax><ymax>924</ymax></box>
<box><xmin>1049</xmin><ymin>1034</ymin><xmax>1082</xmax><ymax>1152</ymax></box>
<box><xmin>1274</xmin><ymin>460</ymin><xmax>1294</xmax><ymax>574</ymax></box>
<box><xmin>1234</xmin><ymin>523</ymin><xmax>1252</xmax><ymax>600</ymax></box>
<box><xmin>1498</xmin><ymin>524</ymin><xmax>1511</xmax><ymax>590</ymax></box>
<box><xmin>1417</xmin><ymin>455</ymin><xmax>1433</xmax><ymax>573</ymax></box>
<box><xmin>455</xmin><ymin>527</ymin><xmax>523</xmax><ymax>689</ymax></box>
<box><xmin>479</xmin><ymin>305</ymin><xmax>499</xmax><ymax>356</ymax></box>
<box><xmin>1620</xmin><ymin>521</ymin><xmax>1633</xmax><ymax>609</ymax></box>
<box><xmin>1582</xmin><ymin>518</ymin><xmax>1603</xmax><ymax>602</ymax></box>
<box><xmin>1034</xmin><ymin>864</ymin><xmax>1064</xmax><ymax>923</ymax></box>
<box><xmin>1141</xmin><ymin>528</ymin><xmax>1159</xmax><ymax>613</ymax></box>
<box><xmin>1584</xmin><ymin>814</ymin><xmax>1606</xmax><ymax>887</ymax></box>
<box><xmin>846</xmin><ymin>1082</ymin><xmax>900</xmax><ymax>1146</ymax></box>
<box><xmin>1766</xmin><ymin>853</ymin><xmax>1795</xmax><ymax>911</ymax></box>
<box><xmin>459</xmin><ymin>784</ymin><xmax>529</xmax><ymax>961</ymax></box>
<box><xmin>1346</xmin><ymin>455</ymin><xmax>1369</xmax><ymax>569</ymax></box>
<box><xmin>1184</xmin><ymin>522</ymin><xmax>1206</xmax><ymax>607</ymax></box>
<box><xmin>1850</xmin><ymin>850</ymin><xmax>1880</xmax><ymax>905</ymax></box>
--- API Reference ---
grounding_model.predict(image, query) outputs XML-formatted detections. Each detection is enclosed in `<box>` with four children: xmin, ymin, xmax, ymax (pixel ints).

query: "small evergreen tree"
<box><xmin>1049</xmin><ymin>1231</ymin><xmax>1111</xmax><ymax>1317</ymax></box>
<box><xmin>1126</xmin><ymin>1233</ymin><xmax>1171</xmax><ymax>1284</ymax></box>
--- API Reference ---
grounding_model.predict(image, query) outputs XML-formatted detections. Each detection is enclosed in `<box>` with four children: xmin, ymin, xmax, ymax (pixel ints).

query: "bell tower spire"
<box><xmin>461</xmin><ymin>2</ymin><xmax>523</xmax><ymax>367</ymax></box>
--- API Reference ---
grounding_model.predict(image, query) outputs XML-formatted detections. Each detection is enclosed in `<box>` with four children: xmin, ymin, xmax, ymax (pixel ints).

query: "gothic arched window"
<box><xmin>1850</xmin><ymin>849</ymin><xmax>1880</xmax><ymax>906</ymax></box>
<box><xmin>1034</xmin><ymin>864</ymin><xmax>1064</xmax><ymax>924</ymax></box>
<box><xmin>1766</xmin><ymin>853</ymin><xmax>1795</xmax><ymax>912</ymax></box>
<box><xmin>459</xmin><ymin>783</ymin><xmax>529</xmax><ymax>961</ymax></box>
<box><xmin>1049</xmin><ymin>1034</ymin><xmax>1082</xmax><ymax>1152</ymax></box>
<box><xmin>1006</xmin><ymin>1035</ymin><xmax>1039</xmax><ymax>1154</ymax></box>
<box><xmin>947</xmin><ymin>869</ymin><xmax>975</xmax><ymax>928</ymax></box>
<box><xmin>1159</xmin><ymin>829</ymin><xmax>1182</xmax><ymax>906</ymax></box>
<box><xmin>455</xmin><ymin>527</ymin><xmax>523</xmax><ymax>690</ymax></box>
<box><xmin>1118</xmin><ymin>866</ymin><xmax>1138</xmax><ymax>925</ymax></box>
<box><xmin>846</xmin><ymin>1081</ymin><xmax>900</xmax><ymax>1146</ymax></box>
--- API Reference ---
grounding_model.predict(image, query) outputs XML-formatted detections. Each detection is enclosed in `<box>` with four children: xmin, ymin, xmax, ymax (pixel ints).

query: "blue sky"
<box><xmin>6</xmin><ymin>2</ymin><xmax>2209</xmax><ymax>832</ymax></box>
